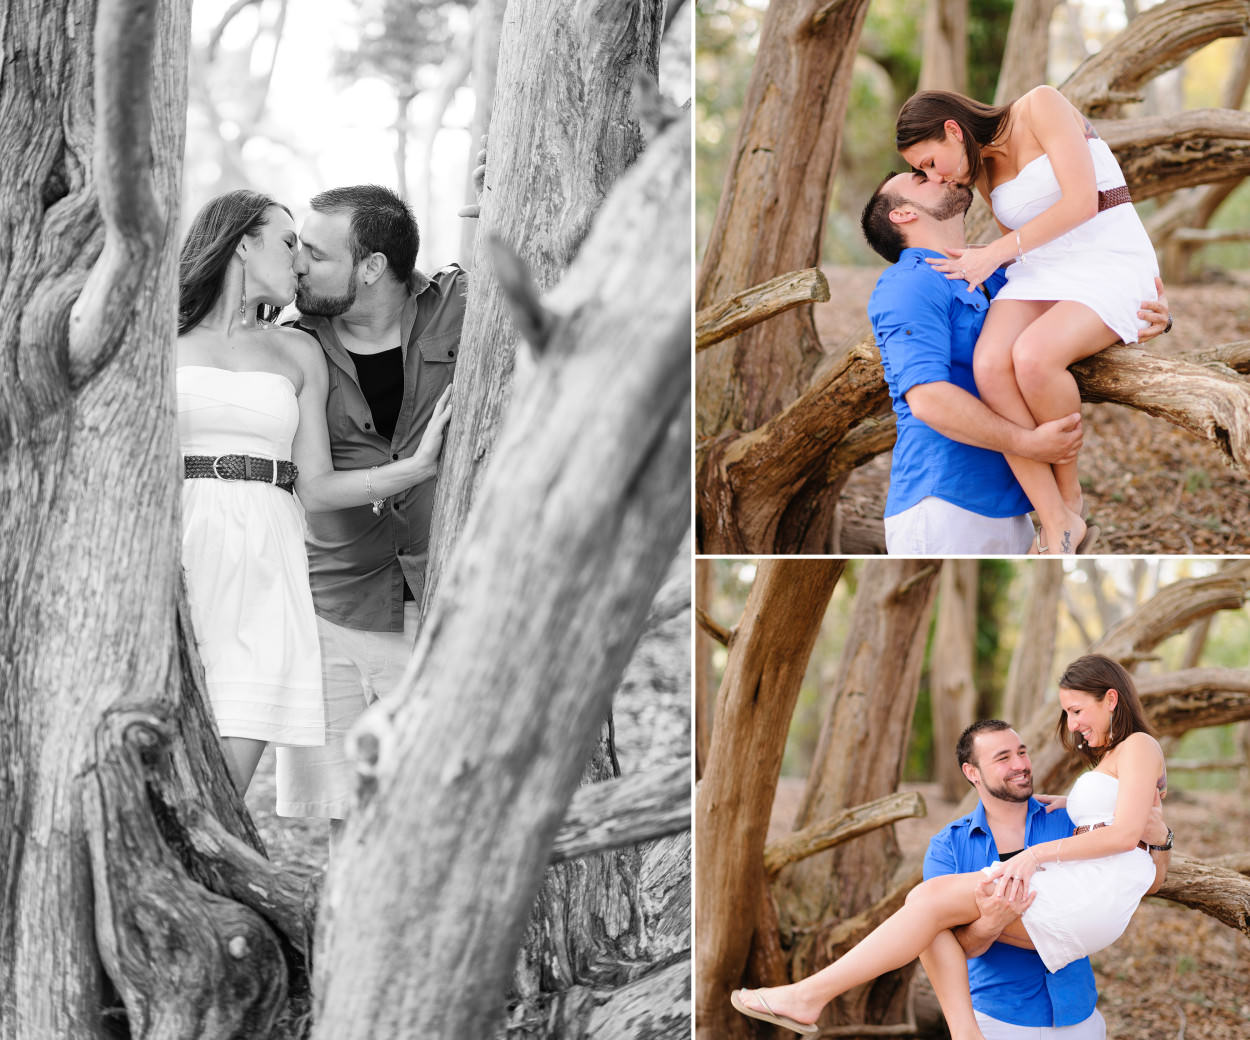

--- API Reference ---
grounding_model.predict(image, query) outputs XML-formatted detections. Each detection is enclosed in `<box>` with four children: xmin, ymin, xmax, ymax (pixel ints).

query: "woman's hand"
<box><xmin>924</xmin><ymin>240</ymin><xmax>1009</xmax><ymax>293</ymax></box>
<box><xmin>1035</xmin><ymin>794</ymin><xmax>1068</xmax><ymax>813</ymax></box>
<box><xmin>988</xmin><ymin>847</ymin><xmax>1042</xmax><ymax>902</ymax></box>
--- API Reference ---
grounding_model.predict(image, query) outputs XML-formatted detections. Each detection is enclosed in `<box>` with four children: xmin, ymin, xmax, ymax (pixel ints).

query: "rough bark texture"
<box><xmin>1001</xmin><ymin>560</ymin><xmax>1064</xmax><ymax>725</ymax></box>
<box><xmin>696</xmin><ymin>268</ymin><xmax>830</xmax><ymax>353</ymax></box>
<box><xmin>695</xmin><ymin>0</ymin><xmax>872</xmax><ymax>437</ymax></box>
<box><xmin>930</xmin><ymin>561</ymin><xmax>980</xmax><ymax>803</ymax></box>
<box><xmin>0</xmin><ymin>0</ymin><xmax>312</xmax><ymax>1035</ymax></box>
<box><xmin>425</xmin><ymin>0</ymin><xmax>662</xmax><ymax>603</ymax></box>
<box><xmin>779</xmin><ymin>561</ymin><xmax>942</xmax><ymax>1033</ymax></box>
<box><xmin>1098</xmin><ymin>109</ymin><xmax>1250</xmax><ymax>199</ymax></box>
<box><xmin>695</xmin><ymin>561</ymin><xmax>846</xmax><ymax>1040</ymax></box>
<box><xmin>1155</xmin><ymin>854</ymin><xmax>1250</xmax><ymax>936</ymax></box>
<box><xmin>695</xmin><ymin>559</ymin><xmax>713</xmax><ymax>780</ymax></box>
<box><xmin>311</xmin><ymin>108</ymin><xmax>690</xmax><ymax>1040</ymax></box>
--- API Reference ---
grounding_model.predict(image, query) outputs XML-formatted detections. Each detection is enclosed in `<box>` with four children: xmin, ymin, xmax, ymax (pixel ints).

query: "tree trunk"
<box><xmin>425</xmin><ymin>0</ymin><xmax>662</xmax><ymax>600</ymax></box>
<box><xmin>919</xmin><ymin>0</ymin><xmax>968</xmax><ymax>94</ymax></box>
<box><xmin>931</xmin><ymin>561</ymin><xmax>980</xmax><ymax>802</ymax></box>
<box><xmin>695</xmin><ymin>560</ymin><xmax>846</xmax><ymax>1040</ymax></box>
<box><xmin>695</xmin><ymin>0</ymin><xmax>872</xmax><ymax>438</ymax></box>
<box><xmin>462</xmin><ymin>0</ymin><xmax>508</xmax><ymax>260</ymax></box>
<box><xmin>779</xmin><ymin>561</ymin><xmax>942</xmax><ymax>1033</ymax></box>
<box><xmin>1</xmin><ymin>0</ymin><xmax>317</xmax><ymax>1035</ymax></box>
<box><xmin>310</xmin><ymin>100</ymin><xmax>691</xmax><ymax>1040</ymax></box>
<box><xmin>695</xmin><ymin>558</ymin><xmax>714</xmax><ymax>779</ymax></box>
<box><xmin>993</xmin><ymin>0</ymin><xmax>1060</xmax><ymax>106</ymax></box>
<box><xmin>1001</xmin><ymin>560</ymin><xmax>1064</xmax><ymax>725</ymax></box>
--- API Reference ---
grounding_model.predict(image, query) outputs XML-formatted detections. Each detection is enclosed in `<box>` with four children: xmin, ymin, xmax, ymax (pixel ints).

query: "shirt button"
<box><xmin>905</xmin><ymin>329</ymin><xmax>912</xmax><ymax>335</ymax></box>
<box><xmin>364</xmin><ymin>422</ymin><xmax>372</xmax><ymax>430</ymax></box>
<box><xmin>447</xmin><ymin>349</ymin><xmax>455</xmax><ymax>358</ymax></box>
<box><xmin>392</xmin><ymin>453</ymin><xmax>399</xmax><ymax>461</ymax></box>
<box><xmin>393</xmin><ymin>502</ymin><xmax>401</xmax><ymax>512</ymax></box>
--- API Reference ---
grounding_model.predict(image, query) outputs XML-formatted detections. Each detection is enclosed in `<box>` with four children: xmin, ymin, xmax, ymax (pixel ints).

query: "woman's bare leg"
<box><xmin>221</xmin><ymin>736</ymin><xmax>267</xmax><ymax>794</ymax></box>
<box><xmin>973</xmin><ymin>300</ymin><xmax>1086</xmax><ymax>552</ymax></box>
<box><xmin>733</xmin><ymin>873</ymin><xmax>986</xmax><ymax>1027</ymax></box>
<box><xmin>919</xmin><ymin>929</ymin><xmax>983</xmax><ymax>1040</ymax></box>
<box><xmin>1010</xmin><ymin>301</ymin><xmax>1120</xmax><ymax>517</ymax></box>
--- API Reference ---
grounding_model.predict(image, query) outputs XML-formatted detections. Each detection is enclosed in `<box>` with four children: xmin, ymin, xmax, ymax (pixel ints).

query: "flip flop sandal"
<box><xmin>730</xmin><ymin>989</ymin><xmax>819</xmax><ymax>1035</ymax></box>
<box><xmin>1076</xmin><ymin>523</ymin><xmax>1100</xmax><ymax>554</ymax></box>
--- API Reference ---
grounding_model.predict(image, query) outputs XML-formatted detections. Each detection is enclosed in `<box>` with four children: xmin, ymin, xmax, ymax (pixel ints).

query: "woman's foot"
<box><xmin>1040</xmin><ymin>510</ymin><xmax>1087</xmax><ymax>555</ymax></box>
<box><xmin>730</xmin><ymin>986</ymin><xmax>822</xmax><ymax>1034</ymax></box>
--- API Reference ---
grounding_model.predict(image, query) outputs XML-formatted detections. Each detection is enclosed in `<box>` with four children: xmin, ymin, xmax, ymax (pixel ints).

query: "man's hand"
<box><xmin>1035</xmin><ymin>793</ymin><xmax>1067</xmax><ymax>813</ymax></box>
<box><xmin>414</xmin><ymin>385</ymin><xmax>454</xmax><ymax>468</ymax></box>
<box><xmin>974</xmin><ymin>876</ymin><xmax>1037</xmax><ymax>933</ymax></box>
<box><xmin>1019</xmin><ymin>412</ymin><xmax>1082</xmax><ymax>464</ymax></box>
<box><xmin>1141</xmin><ymin>801</ymin><xmax>1169</xmax><ymax>847</ymax></box>
<box><xmin>457</xmin><ymin>135</ymin><xmax>488</xmax><ymax>219</ymax></box>
<box><xmin>1136</xmin><ymin>277</ymin><xmax>1171</xmax><ymax>343</ymax></box>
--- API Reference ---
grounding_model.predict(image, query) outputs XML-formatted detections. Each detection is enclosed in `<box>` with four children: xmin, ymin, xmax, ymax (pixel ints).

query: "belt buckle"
<box><xmin>211</xmin><ymin>455</ymin><xmax>232</xmax><ymax>480</ymax></box>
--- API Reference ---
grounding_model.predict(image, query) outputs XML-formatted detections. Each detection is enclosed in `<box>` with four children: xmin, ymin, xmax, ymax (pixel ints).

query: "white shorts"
<box><xmin>975</xmin><ymin>1008</ymin><xmax>1105</xmax><ymax>1040</ymax></box>
<box><xmin>275</xmin><ymin>601</ymin><xmax>419</xmax><ymax>818</ymax></box>
<box><xmin>884</xmin><ymin>496</ymin><xmax>1034</xmax><ymax>555</ymax></box>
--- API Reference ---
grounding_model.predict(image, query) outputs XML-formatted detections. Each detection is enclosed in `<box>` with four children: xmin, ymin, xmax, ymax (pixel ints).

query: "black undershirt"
<box><xmin>347</xmin><ymin>346</ymin><xmax>413</xmax><ymax>601</ymax></box>
<box><xmin>998</xmin><ymin>848</ymin><xmax>1023</xmax><ymax>861</ymax></box>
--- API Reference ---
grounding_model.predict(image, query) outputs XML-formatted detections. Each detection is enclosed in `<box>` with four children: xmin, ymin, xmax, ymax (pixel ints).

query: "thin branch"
<box><xmin>67</xmin><ymin>0</ymin><xmax>165</xmax><ymax>388</ymax></box>
<box><xmin>549</xmin><ymin>761</ymin><xmax>690</xmax><ymax>863</ymax></box>
<box><xmin>695</xmin><ymin>606</ymin><xmax>732</xmax><ymax>647</ymax></box>
<box><xmin>763</xmin><ymin>791</ymin><xmax>925</xmax><ymax>876</ymax></box>
<box><xmin>696</xmin><ymin>268</ymin><xmax>830</xmax><ymax>352</ymax></box>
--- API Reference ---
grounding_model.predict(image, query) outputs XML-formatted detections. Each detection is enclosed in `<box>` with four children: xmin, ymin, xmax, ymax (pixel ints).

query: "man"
<box><xmin>859</xmin><ymin>173</ymin><xmax>1169</xmax><ymax>554</ymax></box>
<box><xmin>924</xmin><ymin>720</ymin><xmax>1173</xmax><ymax>1039</ymax></box>
<box><xmin>274</xmin><ymin>185</ymin><xmax>466</xmax><ymax>840</ymax></box>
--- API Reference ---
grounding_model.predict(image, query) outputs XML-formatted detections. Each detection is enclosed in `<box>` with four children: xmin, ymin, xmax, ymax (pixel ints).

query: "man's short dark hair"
<box><xmin>956</xmin><ymin>719</ymin><xmax>1014</xmax><ymax>777</ymax></box>
<box><xmin>860</xmin><ymin>171</ymin><xmax>909</xmax><ymax>264</ymax></box>
<box><xmin>309</xmin><ymin>184</ymin><xmax>419</xmax><ymax>282</ymax></box>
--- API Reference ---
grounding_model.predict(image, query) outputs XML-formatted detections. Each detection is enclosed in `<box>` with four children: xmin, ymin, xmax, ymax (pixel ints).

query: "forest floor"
<box><xmin>771</xmin><ymin>777</ymin><xmax>1250</xmax><ymax>1040</ymax></box>
<box><xmin>813</xmin><ymin>266</ymin><xmax>1250</xmax><ymax>554</ymax></box>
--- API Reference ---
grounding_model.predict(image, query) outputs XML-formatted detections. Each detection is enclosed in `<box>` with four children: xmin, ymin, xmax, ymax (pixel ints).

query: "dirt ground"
<box><xmin>814</xmin><ymin>266</ymin><xmax>1250</xmax><ymax>554</ymax></box>
<box><xmin>771</xmin><ymin>777</ymin><xmax>1250</xmax><ymax>1039</ymax></box>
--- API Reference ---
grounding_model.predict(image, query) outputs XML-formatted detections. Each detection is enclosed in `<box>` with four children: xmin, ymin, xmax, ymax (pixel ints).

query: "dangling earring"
<box><xmin>239</xmin><ymin>257</ymin><xmax>249</xmax><ymax>321</ymax></box>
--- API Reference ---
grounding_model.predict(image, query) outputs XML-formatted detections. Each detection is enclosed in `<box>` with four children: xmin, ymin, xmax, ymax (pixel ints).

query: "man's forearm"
<box><xmin>906</xmin><ymin>382</ymin><xmax>1028</xmax><ymax>455</ymax></box>
<box><xmin>952</xmin><ymin>918</ymin><xmax>1004</xmax><ymax>959</ymax></box>
<box><xmin>1146</xmin><ymin>849</ymin><xmax>1171</xmax><ymax>895</ymax></box>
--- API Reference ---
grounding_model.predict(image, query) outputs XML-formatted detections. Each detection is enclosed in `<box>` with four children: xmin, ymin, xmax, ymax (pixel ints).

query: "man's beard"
<box><xmin>296</xmin><ymin>270</ymin><xmax>358</xmax><ymax>316</ymax></box>
<box><xmin>921</xmin><ymin>183</ymin><xmax>974</xmax><ymax>221</ymax></box>
<box><xmin>982</xmin><ymin>770</ymin><xmax>1033</xmax><ymax>803</ymax></box>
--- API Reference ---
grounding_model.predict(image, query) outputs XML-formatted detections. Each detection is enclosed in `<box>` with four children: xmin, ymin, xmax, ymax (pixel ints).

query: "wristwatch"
<box><xmin>1147</xmin><ymin>827</ymin><xmax>1174</xmax><ymax>852</ymax></box>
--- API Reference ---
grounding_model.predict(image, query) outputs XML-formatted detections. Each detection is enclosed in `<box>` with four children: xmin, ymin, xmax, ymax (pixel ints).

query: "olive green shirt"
<box><xmin>295</xmin><ymin>265</ymin><xmax>466</xmax><ymax>631</ymax></box>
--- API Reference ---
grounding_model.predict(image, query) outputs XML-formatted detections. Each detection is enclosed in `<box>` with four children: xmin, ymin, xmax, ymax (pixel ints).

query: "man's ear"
<box><xmin>888</xmin><ymin>206</ymin><xmax>917</xmax><ymax>227</ymax></box>
<box><xmin>962</xmin><ymin>762</ymin><xmax>979</xmax><ymax>786</ymax></box>
<box><xmin>361</xmin><ymin>252</ymin><xmax>389</xmax><ymax>285</ymax></box>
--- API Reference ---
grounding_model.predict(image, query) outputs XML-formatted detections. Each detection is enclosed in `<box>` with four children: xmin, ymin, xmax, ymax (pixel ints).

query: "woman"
<box><xmin>731</xmin><ymin>655</ymin><xmax>1167</xmax><ymax>1039</ymax></box>
<box><xmin>177</xmin><ymin>190</ymin><xmax>451</xmax><ymax>794</ymax></box>
<box><xmin>895</xmin><ymin>87</ymin><xmax>1160</xmax><ymax>555</ymax></box>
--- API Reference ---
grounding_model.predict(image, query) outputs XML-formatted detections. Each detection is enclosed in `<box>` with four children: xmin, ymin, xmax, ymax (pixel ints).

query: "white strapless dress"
<box><xmin>982</xmin><ymin>770</ymin><xmax>1156</xmax><ymax>972</ymax></box>
<box><xmin>991</xmin><ymin>137</ymin><xmax>1159</xmax><ymax>344</ymax></box>
<box><xmin>177</xmin><ymin>366</ymin><xmax>324</xmax><ymax>747</ymax></box>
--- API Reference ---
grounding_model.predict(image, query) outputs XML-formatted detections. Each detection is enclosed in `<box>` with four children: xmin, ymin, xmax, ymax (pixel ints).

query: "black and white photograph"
<box><xmin>1</xmin><ymin>1</ymin><xmax>692</xmax><ymax>1037</ymax></box>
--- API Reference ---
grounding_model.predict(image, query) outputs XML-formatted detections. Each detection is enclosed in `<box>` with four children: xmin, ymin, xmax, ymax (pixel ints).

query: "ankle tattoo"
<box><xmin>1062</xmin><ymin>530</ymin><xmax>1073</xmax><ymax>553</ymax></box>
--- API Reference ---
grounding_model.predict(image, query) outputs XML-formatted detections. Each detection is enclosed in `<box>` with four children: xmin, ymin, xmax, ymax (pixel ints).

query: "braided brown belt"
<box><xmin>184</xmin><ymin>454</ymin><xmax>298</xmax><ymax>494</ymax></box>
<box><xmin>1097</xmin><ymin>186</ymin><xmax>1132</xmax><ymax>212</ymax></box>
<box><xmin>1073</xmin><ymin>822</ymin><xmax>1148</xmax><ymax>852</ymax></box>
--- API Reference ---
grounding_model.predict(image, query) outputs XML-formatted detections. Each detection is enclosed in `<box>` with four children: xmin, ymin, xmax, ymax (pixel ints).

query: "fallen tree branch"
<box><xmin>696</xmin><ymin>268</ymin><xmax>830</xmax><ymax>353</ymax></box>
<box><xmin>1072</xmin><ymin>345</ymin><xmax>1250</xmax><ymax>471</ymax></box>
<box><xmin>1193</xmin><ymin>341</ymin><xmax>1250</xmax><ymax>374</ymax></box>
<box><xmin>550</xmin><ymin>761</ymin><xmax>690</xmax><ymax>863</ymax></box>
<box><xmin>1155</xmin><ymin>853</ymin><xmax>1250</xmax><ymax>936</ymax></box>
<box><xmin>1172</xmin><ymin>227</ymin><xmax>1250</xmax><ymax>242</ymax></box>
<box><xmin>764</xmin><ymin>791</ymin><xmax>926</xmax><ymax>876</ymax></box>
<box><xmin>1098</xmin><ymin>109</ymin><xmax>1250</xmax><ymax>200</ymax></box>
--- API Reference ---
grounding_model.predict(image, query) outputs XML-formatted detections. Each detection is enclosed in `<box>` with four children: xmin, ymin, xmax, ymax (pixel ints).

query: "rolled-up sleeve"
<box><xmin>870</xmin><ymin>268</ymin><xmax>954</xmax><ymax>398</ymax></box>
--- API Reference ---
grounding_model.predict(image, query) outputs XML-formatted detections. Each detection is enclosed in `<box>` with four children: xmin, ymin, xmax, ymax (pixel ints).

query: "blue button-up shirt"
<box><xmin>868</xmin><ymin>249</ymin><xmax>1032</xmax><ymax>519</ymax></box>
<box><xmin>923</xmin><ymin>798</ymin><xmax>1097</xmax><ymax>1028</ymax></box>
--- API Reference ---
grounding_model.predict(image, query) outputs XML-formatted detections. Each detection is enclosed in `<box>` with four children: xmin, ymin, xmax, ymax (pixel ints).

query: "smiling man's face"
<box><xmin>967</xmin><ymin>728</ymin><xmax>1033</xmax><ymax>803</ymax></box>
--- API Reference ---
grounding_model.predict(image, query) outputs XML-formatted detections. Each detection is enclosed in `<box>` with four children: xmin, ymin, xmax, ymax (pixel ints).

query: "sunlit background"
<box><xmin>184</xmin><ymin>0</ymin><xmax>692</xmax><ymax>270</ymax></box>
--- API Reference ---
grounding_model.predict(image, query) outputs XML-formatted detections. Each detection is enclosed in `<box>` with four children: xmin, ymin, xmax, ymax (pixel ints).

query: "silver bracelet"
<box><xmin>1015</xmin><ymin>229</ymin><xmax>1025</xmax><ymax>263</ymax></box>
<box><xmin>366</xmin><ymin>465</ymin><xmax>385</xmax><ymax>517</ymax></box>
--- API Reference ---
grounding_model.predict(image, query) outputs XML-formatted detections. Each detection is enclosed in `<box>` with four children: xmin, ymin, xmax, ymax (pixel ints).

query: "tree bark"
<box><xmin>1002</xmin><ymin>560</ymin><xmax>1064</xmax><ymax>725</ymax></box>
<box><xmin>696</xmin><ymin>268</ymin><xmax>830</xmax><ymax>353</ymax></box>
<box><xmin>993</xmin><ymin>0</ymin><xmax>1060</xmax><ymax>106</ymax></box>
<box><xmin>779</xmin><ymin>561</ymin><xmax>942</xmax><ymax>1033</ymax></box>
<box><xmin>1154</xmin><ymin>855</ymin><xmax>1250</xmax><ymax>937</ymax></box>
<box><xmin>1097</xmin><ymin>109</ymin><xmax>1250</xmax><ymax>200</ymax></box>
<box><xmin>931</xmin><ymin>561</ymin><xmax>980</xmax><ymax>803</ymax></box>
<box><xmin>764</xmin><ymin>792</ymin><xmax>927</xmax><ymax>877</ymax></box>
<box><xmin>919</xmin><ymin>0</ymin><xmax>968</xmax><ymax>94</ymax></box>
<box><xmin>695</xmin><ymin>0</ymin><xmax>873</xmax><ymax>437</ymax></box>
<box><xmin>695</xmin><ymin>559</ymin><xmax>714</xmax><ymax>779</ymax></box>
<box><xmin>311</xmin><ymin>104</ymin><xmax>690</xmax><ymax>1040</ymax></box>
<box><xmin>1060</xmin><ymin>0</ymin><xmax>1250</xmax><ymax>117</ymax></box>
<box><xmin>425</xmin><ymin>0</ymin><xmax>662</xmax><ymax>602</ymax></box>
<box><xmin>695</xmin><ymin>560</ymin><xmax>846</xmax><ymax>1040</ymax></box>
